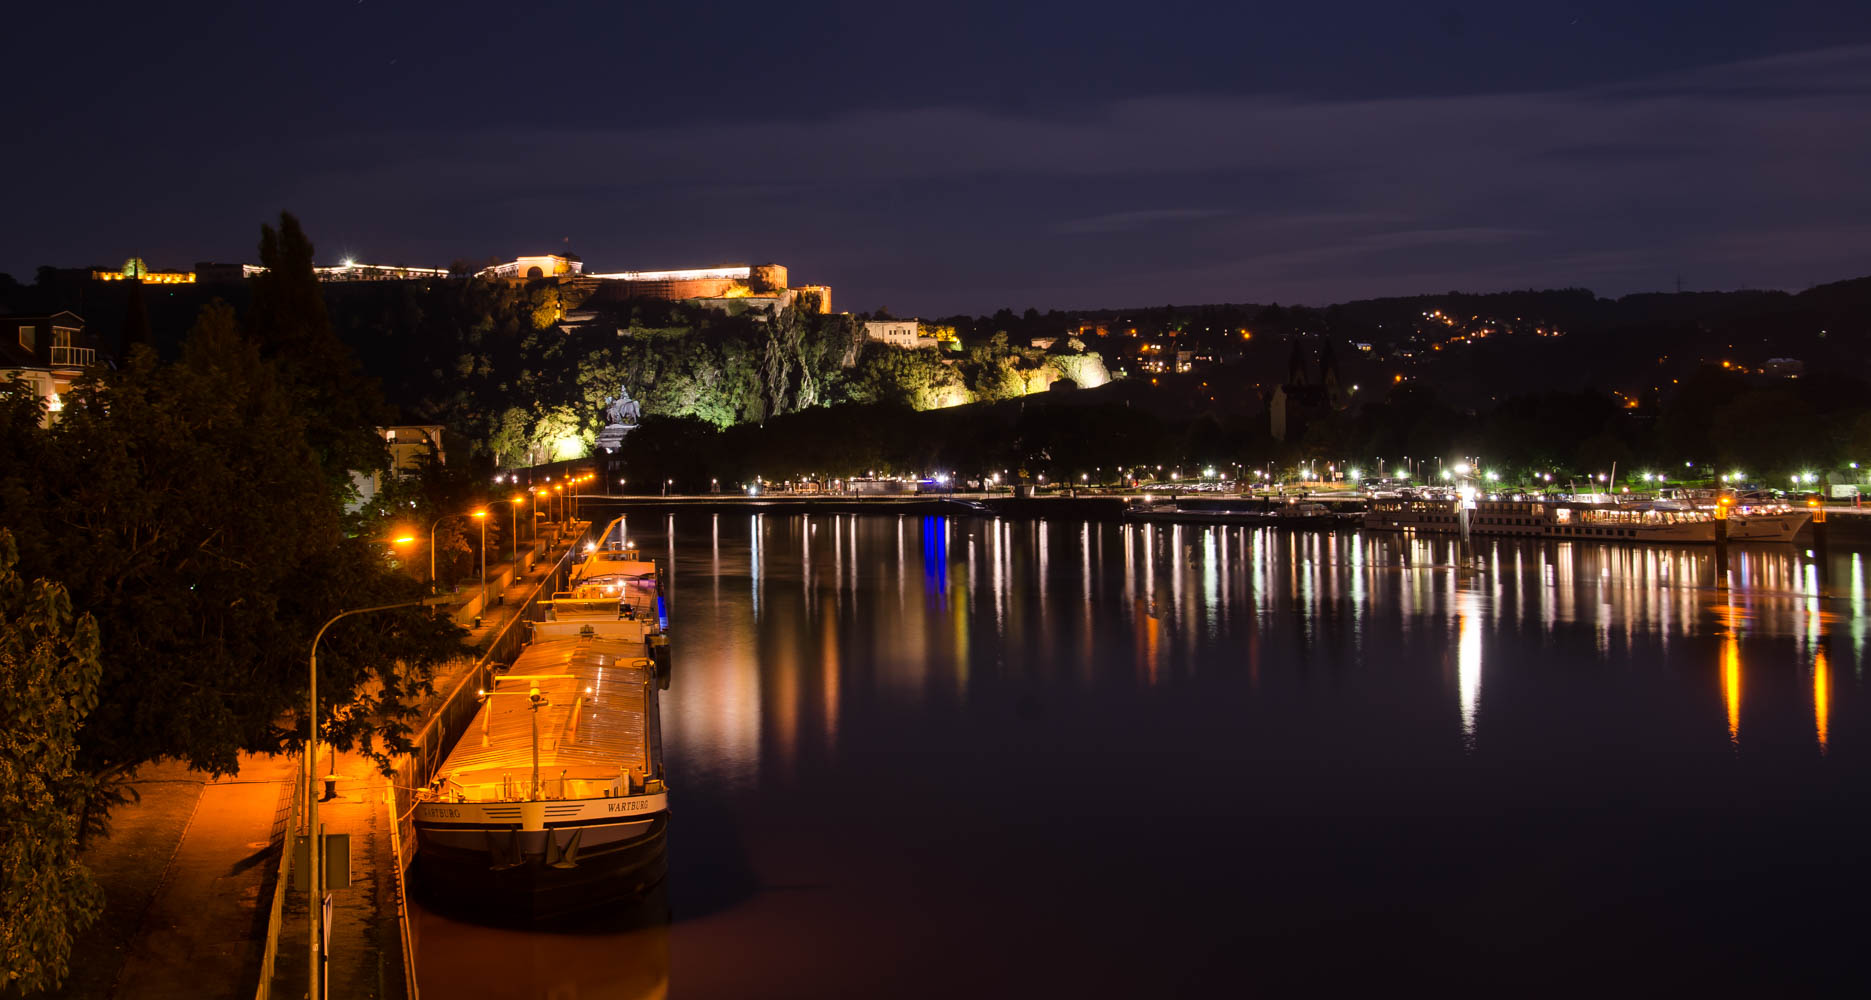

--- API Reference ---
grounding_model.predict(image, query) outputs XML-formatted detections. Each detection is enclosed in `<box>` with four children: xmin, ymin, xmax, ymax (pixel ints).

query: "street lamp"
<box><xmin>306</xmin><ymin>596</ymin><xmax>445</xmax><ymax>1000</ymax></box>
<box><xmin>472</xmin><ymin>509</ymin><xmax>488</xmax><ymax>611</ymax></box>
<box><xmin>428</xmin><ymin>512</ymin><xmax>472</xmax><ymax>592</ymax></box>
<box><xmin>489</xmin><ymin>496</ymin><xmax>523</xmax><ymax>567</ymax></box>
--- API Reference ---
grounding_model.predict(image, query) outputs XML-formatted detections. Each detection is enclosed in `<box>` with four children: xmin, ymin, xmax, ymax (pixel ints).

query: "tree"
<box><xmin>248</xmin><ymin>212</ymin><xmax>391</xmax><ymax>494</ymax></box>
<box><xmin>0</xmin><ymin>300</ymin><xmax>461</xmax><ymax>800</ymax></box>
<box><xmin>849</xmin><ymin>345</ymin><xmax>966</xmax><ymax>410</ymax></box>
<box><xmin>0</xmin><ymin>530</ymin><xmax>105</xmax><ymax>994</ymax></box>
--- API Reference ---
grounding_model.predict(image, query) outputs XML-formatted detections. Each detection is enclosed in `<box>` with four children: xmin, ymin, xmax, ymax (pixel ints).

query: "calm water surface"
<box><xmin>414</xmin><ymin>513</ymin><xmax>1871</xmax><ymax>996</ymax></box>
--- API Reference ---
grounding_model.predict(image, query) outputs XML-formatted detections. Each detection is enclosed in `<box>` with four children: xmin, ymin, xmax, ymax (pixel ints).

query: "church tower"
<box><xmin>1287</xmin><ymin>336</ymin><xmax>1311</xmax><ymax>386</ymax></box>
<box><xmin>1318</xmin><ymin>338</ymin><xmax>1342</xmax><ymax>407</ymax></box>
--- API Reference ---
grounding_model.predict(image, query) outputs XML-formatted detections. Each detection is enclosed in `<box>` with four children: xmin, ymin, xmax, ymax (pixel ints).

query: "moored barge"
<box><xmin>412</xmin><ymin>517</ymin><xmax>670</xmax><ymax>918</ymax></box>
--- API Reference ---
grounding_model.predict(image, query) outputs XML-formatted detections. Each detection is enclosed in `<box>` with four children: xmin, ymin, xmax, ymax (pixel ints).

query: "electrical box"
<box><xmin>291</xmin><ymin>833</ymin><xmax>353</xmax><ymax>891</ymax></box>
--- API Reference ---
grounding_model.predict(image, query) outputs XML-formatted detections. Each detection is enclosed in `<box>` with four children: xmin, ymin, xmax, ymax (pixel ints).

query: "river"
<box><xmin>411</xmin><ymin>513</ymin><xmax>1871</xmax><ymax>996</ymax></box>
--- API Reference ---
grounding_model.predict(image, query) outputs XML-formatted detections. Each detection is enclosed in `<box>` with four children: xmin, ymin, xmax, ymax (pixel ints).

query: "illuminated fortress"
<box><xmin>476</xmin><ymin>256</ymin><xmax>830</xmax><ymax>314</ymax></box>
<box><xmin>66</xmin><ymin>252</ymin><xmax>831</xmax><ymax>315</ymax></box>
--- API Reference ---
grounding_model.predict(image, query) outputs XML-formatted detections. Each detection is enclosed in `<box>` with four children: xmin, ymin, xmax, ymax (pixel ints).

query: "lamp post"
<box><xmin>489</xmin><ymin>496</ymin><xmax>523</xmax><ymax>567</ymax></box>
<box><xmin>472</xmin><ymin>509</ymin><xmax>489</xmax><ymax>611</ymax></box>
<box><xmin>428</xmin><ymin>512</ymin><xmax>471</xmax><ymax>592</ymax></box>
<box><xmin>307</xmin><ymin>597</ymin><xmax>444</xmax><ymax>1000</ymax></box>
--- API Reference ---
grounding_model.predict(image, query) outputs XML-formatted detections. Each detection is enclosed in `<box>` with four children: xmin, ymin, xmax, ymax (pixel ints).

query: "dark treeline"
<box><xmin>614</xmin><ymin>361</ymin><xmax>1871</xmax><ymax>488</ymax></box>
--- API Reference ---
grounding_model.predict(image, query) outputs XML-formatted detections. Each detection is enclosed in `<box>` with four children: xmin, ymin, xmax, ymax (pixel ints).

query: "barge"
<box><xmin>412</xmin><ymin>517</ymin><xmax>670</xmax><ymax>918</ymax></box>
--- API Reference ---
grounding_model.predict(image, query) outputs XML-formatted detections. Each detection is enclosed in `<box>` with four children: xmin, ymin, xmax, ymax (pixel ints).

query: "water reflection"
<box><xmin>1457</xmin><ymin>588</ymin><xmax>1483</xmax><ymax>747</ymax></box>
<box><xmin>1722</xmin><ymin>634</ymin><xmax>1743</xmax><ymax>744</ymax></box>
<box><xmin>412</xmin><ymin>884</ymin><xmax>669</xmax><ymax>1000</ymax></box>
<box><xmin>655</xmin><ymin>517</ymin><xmax>1868</xmax><ymax>777</ymax></box>
<box><xmin>1815</xmin><ymin>647</ymin><xmax>1831</xmax><ymax>753</ymax></box>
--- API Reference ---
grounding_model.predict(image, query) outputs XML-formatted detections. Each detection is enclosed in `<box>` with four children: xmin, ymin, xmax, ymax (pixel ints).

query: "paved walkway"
<box><xmin>267</xmin><ymin>750</ymin><xmax>402</xmax><ymax>1000</ymax></box>
<box><xmin>50</xmin><ymin>765</ymin><xmax>217</xmax><ymax>999</ymax></box>
<box><xmin>114</xmin><ymin>756</ymin><xmax>298</xmax><ymax>1000</ymax></box>
<box><xmin>461</xmin><ymin>524</ymin><xmax>584</xmax><ymax>649</ymax></box>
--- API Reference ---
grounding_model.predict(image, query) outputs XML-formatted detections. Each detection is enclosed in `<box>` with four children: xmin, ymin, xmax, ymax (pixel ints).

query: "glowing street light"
<box><xmin>488</xmin><ymin>496</ymin><xmax>524</xmax><ymax>567</ymax></box>
<box><xmin>472</xmin><ymin>509</ymin><xmax>489</xmax><ymax>611</ymax></box>
<box><xmin>306</xmin><ymin>594</ymin><xmax>445</xmax><ymax>1000</ymax></box>
<box><xmin>427</xmin><ymin>512</ymin><xmax>473</xmax><ymax>591</ymax></box>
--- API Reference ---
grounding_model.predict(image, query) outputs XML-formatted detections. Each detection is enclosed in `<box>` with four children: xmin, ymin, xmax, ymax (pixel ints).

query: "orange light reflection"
<box><xmin>1814</xmin><ymin>648</ymin><xmax>1830</xmax><ymax>754</ymax></box>
<box><xmin>1721</xmin><ymin>635</ymin><xmax>1741</xmax><ymax>744</ymax></box>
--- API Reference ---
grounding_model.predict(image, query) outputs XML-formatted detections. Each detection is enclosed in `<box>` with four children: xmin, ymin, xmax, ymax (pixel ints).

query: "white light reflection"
<box><xmin>1457</xmin><ymin>589</ymin><xmax>1483</xmax><ymax>748</ymax></box>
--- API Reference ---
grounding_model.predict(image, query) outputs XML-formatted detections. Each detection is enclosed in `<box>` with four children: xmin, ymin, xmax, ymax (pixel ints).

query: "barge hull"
<box><xmin>414</xmin><ymin>814</ymin><xmax>670</xmax><ymax>920</ymax></box>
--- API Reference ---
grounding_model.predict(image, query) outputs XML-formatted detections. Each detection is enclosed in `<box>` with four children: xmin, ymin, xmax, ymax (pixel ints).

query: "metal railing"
<box><xmin>384</xmin><ymin>783</ymin><xmax>420</xmax><ymax>1000</ymax></box>
<box><xmin>252</xmin><ymin>767</ymin><xmax>304</xmax><ymax>1000</ymax></box>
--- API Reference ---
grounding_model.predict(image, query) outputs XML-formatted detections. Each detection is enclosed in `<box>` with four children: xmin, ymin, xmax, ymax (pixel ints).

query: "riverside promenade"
<box><xmin>53</xmin><ymin>523</ymin><xmax>589</xmax><ymax>1000</ymax></box>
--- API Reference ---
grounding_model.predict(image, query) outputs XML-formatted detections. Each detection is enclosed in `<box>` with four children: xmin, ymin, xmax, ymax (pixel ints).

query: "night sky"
<box><xmin>11</xmin><ymin>1</ymin><xmax>1871</xmax><ymax>314</ymax></box>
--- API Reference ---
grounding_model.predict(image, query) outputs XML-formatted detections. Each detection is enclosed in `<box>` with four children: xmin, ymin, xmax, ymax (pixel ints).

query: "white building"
<box><xmin>476</xmin><ymin>254</ymin><xmax>584</xmax><ymax>280</ymax></box>
<box><xmin>865</xmin><ymin>319</ymin><xmax>934</xmax><ymax>349</ymax></box>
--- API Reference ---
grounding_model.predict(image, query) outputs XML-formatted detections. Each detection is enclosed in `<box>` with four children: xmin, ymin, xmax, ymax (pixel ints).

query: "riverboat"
<box><xmin>1123</xmin><ymin>500</ymin><xmax>1359</xmax><ymax>529</ymax></box>
<box><xmin>412</xmin><ymin>517</ymin><xmax>670</xmax><ymax>918</ymax></box>
<box><xmin>1361</xmin><ymin>496</ymin><xmax>1785</xmax><ymax>543</ymax></box>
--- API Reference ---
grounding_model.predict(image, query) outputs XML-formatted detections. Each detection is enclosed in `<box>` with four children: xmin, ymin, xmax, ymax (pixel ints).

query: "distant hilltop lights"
<box><xmin>318</xmin><ymin>260</ymin><xmax>450</xmax><ymax>280</ymax></box>
<box><xmin>91</xmin><ymin>257</ymin><xmax>194</xmax><ymax>284</ymax></box>
<box><xmin>57</xmin><ymin>251</ymin><xmax>833</xmax><ymax>320</ymax></box>
<box><xmin>65</xmin><ymin>253</ymin><xmax>826</xmax><ymax>311</ymax></box>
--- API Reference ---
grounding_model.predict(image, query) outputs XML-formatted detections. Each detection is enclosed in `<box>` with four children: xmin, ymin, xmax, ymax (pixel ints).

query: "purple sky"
<box><xmin>9</xmin><ymin>1</ymin><xmax>1871</xmax><ymax>314</ymax></box>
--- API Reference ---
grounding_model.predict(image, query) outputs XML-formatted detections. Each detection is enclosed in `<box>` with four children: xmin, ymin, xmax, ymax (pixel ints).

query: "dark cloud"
<box><xmin>6</xmin><ymin>7</ymin><xmax>1871</xmax><ymax>314</ymax></box>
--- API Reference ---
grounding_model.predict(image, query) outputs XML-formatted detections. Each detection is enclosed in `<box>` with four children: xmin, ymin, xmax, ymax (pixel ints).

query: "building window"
<box><xmin>17</xmin><ymin>325</ymin><xmax>32</xmax><ymax>352</ymax></box>
<box><xmin>52</xmin><ymin>327</ymin><xmax>75</xmax><ymax>349</ymax></box>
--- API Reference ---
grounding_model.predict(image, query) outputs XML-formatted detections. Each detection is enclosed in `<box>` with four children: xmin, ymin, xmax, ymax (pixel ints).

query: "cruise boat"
<box><xmin>1724</xmin><ymin>504</ymin><xmax>1811</xmax><ymax>542</ymax></box>
<box><xmin>1365</xmin><ymin>496</ymin><xmax>1726</xmax><ymax>543</ymax></box>
<box><xmin>412</xmin><ymin>517</ymin><xmax>670</xmax><ymax>918</ymax></box>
